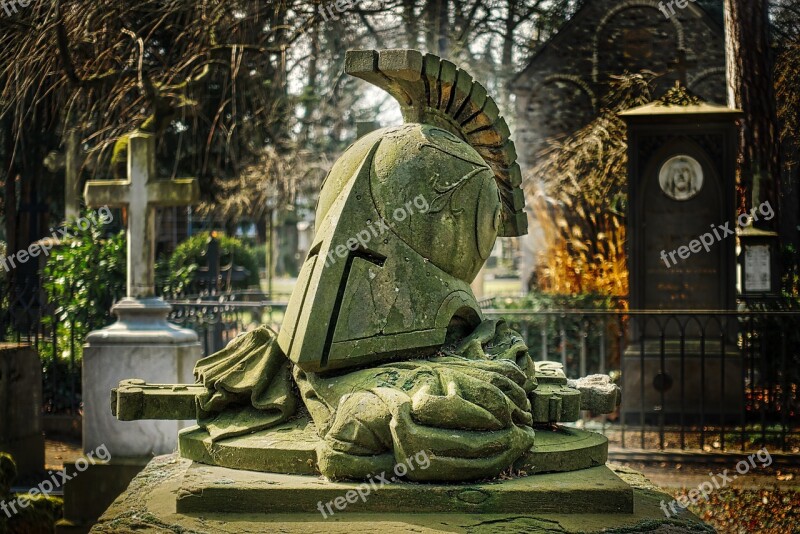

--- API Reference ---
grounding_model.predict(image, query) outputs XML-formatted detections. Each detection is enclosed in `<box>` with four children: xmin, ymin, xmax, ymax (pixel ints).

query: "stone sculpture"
<box><xmin>112</xmin><ymin>49</ymin><xmax>620</xmax><ymax>483</ymax></box>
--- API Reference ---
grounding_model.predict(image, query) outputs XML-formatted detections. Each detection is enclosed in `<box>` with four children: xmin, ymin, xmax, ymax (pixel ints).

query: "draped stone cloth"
<box><xmin>194</xmin><ymin>327</ymin><xmax>298</xmax><ymax>441</ymax></box>
<box><xmin>193</xmin><ymin>320</ymin><xmax>537</xmax><ymax>481</ymax></box>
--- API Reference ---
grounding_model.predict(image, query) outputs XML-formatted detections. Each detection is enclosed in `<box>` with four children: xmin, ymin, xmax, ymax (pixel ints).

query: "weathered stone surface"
<box><xmin>345</xmin><ymin>49</ymin><xmax>526</xmax><ymax>236</ymax></box>
<box><xmin>91</xmin><ymin>454</ymin><xmax>714</xmax><ymax>533</ymax></box>
<box><xmin>567</xmin><ymin>374</ymin><xmax>621</xmax><ymax>413</ymax></box>
<box><xmin>57</xmin><ymin>459</ymin><xmax>147</xmax><ymax>529</ymax></box>
<box><xmin>175</xmin><ymin>463</ymin><xmax>633</xmax><ymax>515</ymax></box>
<box><xmin>118</xmin><ymin>320</ymin><xmax>620</xmax><ymax>481</ymax></box>
<box><xmin>179</xmin><ymin>418</ymin><xmax>319</xmax><ymax>475</ymax></box>
<box><xmin>108</xmin><ymin>47</ymin><xmax>630</xmax><ymax>497</ymax></box>
<box><xmin>179</xmin><ymin>417</ymin><xmax>610</xmax><ymax>477</ymax></box>
<box><xmin>277</xmin><ymin>122</ymin><xmax>497</xmax><ymax>373</ymax></box>
<box><xmin>515</xmin><ymin>426</ymin><xmax>608</xmax><ymax>474</ymax></box>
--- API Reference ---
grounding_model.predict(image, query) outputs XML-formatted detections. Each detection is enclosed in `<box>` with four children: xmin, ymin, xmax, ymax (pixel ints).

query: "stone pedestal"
<box><xmin>82</xmin><ymin>298</ymin><xmax>202</xmax><ymax>456</ymax></box>
<box><xmin>0</xmin><ymin>344</ymin><xmax>44</xmax><ymax>478</ymax></box>
<box><xmin>55</xmin><ymin>458</ymin><xmax>148</xmax><ymax>534</ymax></box>
<box><xmin>622</xmin><ymin>340</ymin><xmax>743</xmax><ymax>424</ymax></box>
<box><xmin>91</xmin><ymin>455</ymin><xmax>713</xmax><ymax>533</ymax></box>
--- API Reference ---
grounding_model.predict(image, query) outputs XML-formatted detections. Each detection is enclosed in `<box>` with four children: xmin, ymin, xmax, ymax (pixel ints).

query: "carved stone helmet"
<box><xmin>277</xmin><ymin>50</ymin><xmax>527</xmax><ymax>373</ymax></box>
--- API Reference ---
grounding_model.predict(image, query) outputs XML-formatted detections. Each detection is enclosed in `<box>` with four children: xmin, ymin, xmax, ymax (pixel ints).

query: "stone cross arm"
<box><xmin>112</xmin><ymin>379</ymin><xmax>206</xmax><ymax>421</ymax></box>
<box><xmin>83</xmin><ymin>132</ymin><xmax>200</xmax><ymax>298</ymax></box>
<box><xmin>84</xmin><ymin>178</ymin><xmax>199</xmax><ymax>209</ymax></box>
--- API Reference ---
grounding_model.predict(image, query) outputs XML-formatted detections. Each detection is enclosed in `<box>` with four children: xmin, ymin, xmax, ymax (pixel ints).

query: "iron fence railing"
<box><xmin>166</xmin><ymin>297</ymin><xmax>288</xmax><ymax>356</ymax></box>
<box><xmin>2</xmin><ymin>281</ymin><xmax>798</xmax><ymax>453</ymax></box>
<box><xmin>482</xmin><ymin>308</ymin><xmax>800</xmax><ymax>453</ymax></box>
<box><xmin>0</xmin><ymin>279</ymin><xmax>81</xmax><ymax>414</ymax></box>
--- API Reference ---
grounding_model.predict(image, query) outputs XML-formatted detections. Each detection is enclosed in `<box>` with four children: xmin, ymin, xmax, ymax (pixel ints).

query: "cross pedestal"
<box><xmin>80</xmin><ymin>132</ymin><xmax>202</xmax><ymax>458</ymax></box>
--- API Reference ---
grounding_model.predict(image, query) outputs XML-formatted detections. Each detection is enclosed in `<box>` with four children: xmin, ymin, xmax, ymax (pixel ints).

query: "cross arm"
<box><xmin>112</xmin><ymin>379</ymin><xmax>207</xmax><ymax>421</ymax></box>
<box><xmin>83</xmin><ymin>180</ymin><xmax>130</xmax><ymax>208</ymax></box>
<box><xmin>147</xmin><ymin>178</ymin><xmax>200</xmax><ymax>207</ymax></box>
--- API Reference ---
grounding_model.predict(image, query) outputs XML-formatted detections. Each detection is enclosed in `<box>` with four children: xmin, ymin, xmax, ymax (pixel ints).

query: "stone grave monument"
<box><xmin>619</xmin><ymin>84</ymin><xmax>743</xmax><ymax>422</ymax></box>
<box><xmin>92</xmin><ymin>50</ymin><xmax>709</xmax><ymax>533</ymax></box>
<box><xmin>55</xmin><ymin>132</ymin><xmax>204</xmax><ymax>534</ymax></box>
<box><xmin>0</xmin><ymin>344</ymin><xmax>44</xmax><ymax>479</ymax></box>
<box><xmin>81</xmin><ymin>131</ymin><xmax>202</xmax><ymax>457</ymax></box>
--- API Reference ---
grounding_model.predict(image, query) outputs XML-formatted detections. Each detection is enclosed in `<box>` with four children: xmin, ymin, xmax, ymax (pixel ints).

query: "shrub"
<box><xmin>160</xmin><ymin>232</ymin><xmax>260</xmax><ymax>295</ymax></box>
<box><xmin>41</xmin><ymin>211</ymin><xmax>126</xmax><ymax>362</ymax></box>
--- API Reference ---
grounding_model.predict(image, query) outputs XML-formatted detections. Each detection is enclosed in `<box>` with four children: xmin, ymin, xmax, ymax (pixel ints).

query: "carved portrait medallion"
<box><xmin>658</xmin><ymin>155</ymin><xmax>703</xmax><ymax>201</ymax></box>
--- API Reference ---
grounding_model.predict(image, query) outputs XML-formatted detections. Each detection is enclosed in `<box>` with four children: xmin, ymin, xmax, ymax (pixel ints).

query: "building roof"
<box><xmin>510</xmin><ymin>0</ymin><xmax>724</xmax><ymax>91</ymax></box>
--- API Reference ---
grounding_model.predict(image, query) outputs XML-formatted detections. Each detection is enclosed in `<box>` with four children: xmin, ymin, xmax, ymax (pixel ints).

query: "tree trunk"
<box><xmin>724</xmin><ymin>0</ymin><xmax>780</xmax><ymax>225</ymax></box>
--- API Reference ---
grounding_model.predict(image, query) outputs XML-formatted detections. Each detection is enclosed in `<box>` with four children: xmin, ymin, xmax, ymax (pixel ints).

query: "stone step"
<box><xmin>175</xmin><ymin>463</ymin><xmax>633</xmax><ymax>515</ymax></box>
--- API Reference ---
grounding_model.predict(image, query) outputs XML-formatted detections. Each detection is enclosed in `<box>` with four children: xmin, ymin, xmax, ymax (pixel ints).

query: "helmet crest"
<box><xmin>345</xmin><ymin>49</ymin><xmax>527</xmax><ymax>237</ymax></box>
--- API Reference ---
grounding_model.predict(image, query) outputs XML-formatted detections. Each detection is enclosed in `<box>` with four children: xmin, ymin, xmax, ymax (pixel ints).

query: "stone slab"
<box><xmin>179</xmin><ymin>418</ymin><xmax>319</xmax><ymax>474</ymax></box>
<box><xmin>60</xmin><ymin>459</ymin><xmax>148</xmax><ymax>524</ymax></box>
<box><xmin>175</xmin><ymin>462</ymin><xmax>633</xmax><ymax>515</ymax></box>
<box><xmin>179</xmin><ymin>418</ymin><xmax>608</xmax><ymax>476</ymax></box>
<box><xmin>0</xmin><ymin>344</ymin><xmax>44</xmax><ymax>477</ymax></box>
<box><xmin>515</xmin><ymin>425</ymin><xmax>608</xmax><ymax>474</ymax></box>
<box><xmin>91</xmin><ymin>455</ymin><xmax>714</xmax><ymax>533</ymax></box>
<box><xmin>55</xmin><ymin>459</ymin><xmax>148</xmax><ymax>534</ymax></box>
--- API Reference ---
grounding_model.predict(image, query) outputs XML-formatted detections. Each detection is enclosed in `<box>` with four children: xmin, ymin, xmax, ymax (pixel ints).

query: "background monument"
<box><xmin>620</xmin><ymin>86</ymin><xmax>743</xmax><ymax>421</ymax></box>
<box><xmin>81</xmin><ymin>131</ymin><xmax>203</xmax><ymax>457</ymax></box>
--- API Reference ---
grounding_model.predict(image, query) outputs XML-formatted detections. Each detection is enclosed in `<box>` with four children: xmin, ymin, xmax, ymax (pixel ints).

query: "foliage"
<box><xmin>678</xmin><ymin>487</ymin><xmax>799</xmax><ymax>534</ymax></box>
<box><xmin>526</xmin><ymin>72</ymin><xmax>654</xmax><ymax>296</ymax></box>
<box><xmin>160</xmin><ymin>232</ymin><xmax>260</xmax><ymax>295</ymax></box>
<box><xmin>0</xmin><ymin>450</ymin><xmax>63</xmax><ymax>534</ymax></box>
<box><xmin>41</xmin><ymin>211</ymin><xmax>126</xmax><ymax>362</ymax></box>
<box><xmin>0</xmin><ymin>0</ymin><xmax>578</xmax><ymax>241</ymax></box>
<box><xmin>776</xmin><ymin>38</ymin><xmax>800</xmax><ymax>165</ymax></box>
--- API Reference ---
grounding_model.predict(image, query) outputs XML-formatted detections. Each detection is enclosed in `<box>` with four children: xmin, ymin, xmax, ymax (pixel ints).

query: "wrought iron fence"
<box><xmin>2</xmin><ymin>279</ymin><xmax>798</xmax><ymax>453</ymax></box>
<box><xmin>0</xmin><ymin>279</ymin><xmax>81</xmax><ymax>414</ymax></box>
<box><xmin>166</xmin><ymin>295</ymin><xmax>288</xmax><ymax>355</ymax></box>
<box><xmin>483</xmin><ymin>308</ymin><xmax>800</xmax><ymax>453</ymax></box>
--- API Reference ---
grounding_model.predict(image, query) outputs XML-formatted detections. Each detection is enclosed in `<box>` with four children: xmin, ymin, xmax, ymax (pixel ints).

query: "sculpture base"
<box><xmin>178</xmin><ymin>417</ymin><xmax>609</xmax><ymax>475</ymax></box>
<box><xmin>176</xmin><ymin>463</ymin><xmax>633</xmax><ymax>515</ymax></box>
<box><xmin>91</xmin><ymin>455</ymin><xmax>713</xmax><ymax>533</ymax></box>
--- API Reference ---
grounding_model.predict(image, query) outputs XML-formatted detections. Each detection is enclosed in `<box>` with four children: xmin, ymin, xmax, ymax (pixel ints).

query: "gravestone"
<box><xmin>619</xmin><ymin>85</ymin><xmax>743</xmax><ymax>421</ymax></box>
<box><xmin>510</xmin><ymin>1</ymin><xmax>728</xmax><ymax>288</ymax></box>
<box><xmin>81</xmin><ymin>131</ymin><xmax>202</xmax><ymax>457</ymax></box>
<box><xmin>56</xmin><ymin>132</ymin><xmax>204</xmax><ymax>533</ymax></box>
<box><xmin>0</xmin><ymin>344</ymin><xmax>44</xmax><ymax>478</ymax></box>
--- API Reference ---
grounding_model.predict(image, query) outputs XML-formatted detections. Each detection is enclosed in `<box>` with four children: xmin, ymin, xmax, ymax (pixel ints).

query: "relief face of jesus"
<box><xmin>659</xmin><ymin>155</ymin><xmax>703</xmax><ymax>201</ymax></box>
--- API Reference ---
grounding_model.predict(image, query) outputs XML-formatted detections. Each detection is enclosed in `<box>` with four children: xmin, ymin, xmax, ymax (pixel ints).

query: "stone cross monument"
<box><xmin>85</xmin><ymin>132</ymin><xmax>198</xmax><ymax>298</ymax></box>
<box><xmin>81</xmin><ymin>131</ymin><xmax>202</xmax><ymax>457</ymax></box>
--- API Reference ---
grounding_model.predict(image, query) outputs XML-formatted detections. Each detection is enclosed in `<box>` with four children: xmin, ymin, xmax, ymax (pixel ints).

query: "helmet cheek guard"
<box><xmin>278</xmin><ymin>50</ymin><xmax>527</xmax><ymax>373</ymax></box>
